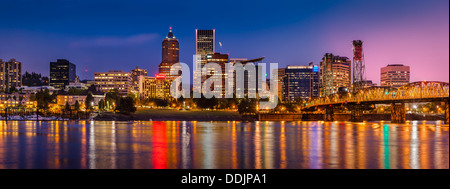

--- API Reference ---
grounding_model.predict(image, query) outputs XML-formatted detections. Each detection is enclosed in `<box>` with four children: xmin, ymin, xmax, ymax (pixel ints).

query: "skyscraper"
<box><xmin>158</xmin><ymin>27</ymin><xmax>179</xmax><ymax>76</ymax></box>
<box><xmin>205</xmin><ymin>52</ymin><xmax>228</xmax><ymax>98</ymax></box>
<box><xmin>194</xmin><ymin>29</ymin><xmax>215</xmax><ymax>94</ymax></box>
<box><xmin>319</xmin><ymin>53</ymin><xmax>351</xmax><ymax>97</ymax></box>
<box><xmin>49</xmin><ymin>59</ymin><xmax>76</xmax><ymax>89</ymax></box>
<box><xmin>380</xmin><ymin>64</ymin><xmax>410</xmax><ymax>88</ymax></box>
<box><xmin>283</xmin><ymin>64</ymin><xmax>319</xmax><ymax>102</ymax></box>
<box><xmin>130</xmin><ymin>67</ymin><xmax>148</xmax><ymax>94</ymax></box>
<box><xmin>196</xmin><ymin>29</ymin><xmax>215</xmax><ymax>62</ymax></box>
<box><xmin>0</xmin><ymin>59</ymin><xmax>22</xmax><ymax>92</ymax></box>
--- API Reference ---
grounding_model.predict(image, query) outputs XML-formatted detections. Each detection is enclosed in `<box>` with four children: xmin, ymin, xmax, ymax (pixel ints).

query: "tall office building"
<box><xmin>196</xmin><ymin>29</ymin><xmax>215</xmax><ymax>62</ymax></box>
<box><xmin>283</xmin><ymin>64</ymin><xmax>319</xmax><ymax>102</ymax></box>
<box><xmin>130</xmin><ymin>67</ymin><xmax>148</xmax><ymax>94</ymax></box>
<box><xmin>205</xmin><ymin>53</ymin><xmax>229</xmax><ymax>98</ymax></box>
<box><xmin>0</xmin><ymin>59</ymin><xmax>22</xmax><ymax>92</ymax></box>
<box><xmin>94</xmin><ymin>70</ymin><xmax>131</xmax><ymax>95</ymax></box>
<box><xmin>380</xmin><ymin>64</ymin><xmax>410</xmax><ymax>88</ymax></box>
<box><xmin>158</xmin><ymin>27</ymin><xmax>180</xmax><ymax>76</ymax></box>
<box><xmin>194</xmin><ymin>29</ymin><xmax>215</xmax><ymax>94</ymax></box>
<box><xmin>49</xmin><ymin>59</ymin><xmax>76</xmax><ymax>89</ymax></box>
<box><xmin>319</xmin><ymin>53</ymin><xmax>351</xmax><ymax>97</ymax></box>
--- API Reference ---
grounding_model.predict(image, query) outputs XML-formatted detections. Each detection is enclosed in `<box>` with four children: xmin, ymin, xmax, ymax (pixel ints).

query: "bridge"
<box><xmin>301</xmin><ymin>81</ymin><xmax>449</xmax><ymax>124</ymax></box>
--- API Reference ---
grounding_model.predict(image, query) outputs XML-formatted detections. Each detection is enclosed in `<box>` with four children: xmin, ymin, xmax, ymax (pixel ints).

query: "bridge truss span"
<box><xmin>302</xmin><ymin>81</ymin><xmax>449</xmax><ymax>124</ymax></box>
<box><xmin>304</xmin><ymin>81</ymin><xmax>449</xmax><ymax>108</ymax></box>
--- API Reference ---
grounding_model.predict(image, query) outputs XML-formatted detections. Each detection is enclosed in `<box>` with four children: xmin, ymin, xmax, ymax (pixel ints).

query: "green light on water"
<box><xmin>383</xmin><ymin>124</ymin><xmax>390</xmax><ymax>169</ymax></box>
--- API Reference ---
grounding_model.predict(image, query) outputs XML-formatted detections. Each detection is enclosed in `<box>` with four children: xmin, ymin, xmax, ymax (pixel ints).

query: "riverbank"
<box><xmin>94</xmin><ymin>108</ymin><xmax>243</xmax><ymax>121</ymax></box>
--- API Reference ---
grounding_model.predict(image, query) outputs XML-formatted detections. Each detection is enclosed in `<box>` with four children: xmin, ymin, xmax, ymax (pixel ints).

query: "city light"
<box><xmin>0</xmin><ymin>1</ymin><xmax>448</xmax><ymax>179</ymax></box>
<box><xmin>155</xmin><ymin>74</ymin><xmax>166</xmax><ymax>79</ymax></box>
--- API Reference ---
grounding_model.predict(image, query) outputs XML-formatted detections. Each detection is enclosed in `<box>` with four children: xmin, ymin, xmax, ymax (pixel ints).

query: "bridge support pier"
<box><xmin>445</xmin><ymin>101</ymin><xmax>449</xmax><ymax>125</ymax></box>
<box><xmin>391</xmin><ymin>103</ymin><xmax>405</xmax><ymax>123</ymax></box>
<box><xmin>350</xmin><ymin>104</ymin><xmax>364</xmax><ymax>122</ymax></box>
<box><xmin>324</xmin><ymin>106</ymin><xmax>334</xmax><ymax>121</ymax></box>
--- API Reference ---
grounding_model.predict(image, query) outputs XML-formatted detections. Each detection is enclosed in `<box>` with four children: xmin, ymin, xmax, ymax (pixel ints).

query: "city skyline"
<box><xmin>0</xmin><ymin>0</ymin><xmax>448</xmax><ymax>176</ymax></box>
<box><xmin>0</xmin><ymin>0</ymin><xmax>448</xmax><ymax>84</ymax></box>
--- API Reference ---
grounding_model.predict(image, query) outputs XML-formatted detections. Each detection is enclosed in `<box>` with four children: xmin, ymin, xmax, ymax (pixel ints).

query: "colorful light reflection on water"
<box><xmin>0</xmin><ymin>120</ymin><xmax>447</xmax><ymax>169</ymax></box>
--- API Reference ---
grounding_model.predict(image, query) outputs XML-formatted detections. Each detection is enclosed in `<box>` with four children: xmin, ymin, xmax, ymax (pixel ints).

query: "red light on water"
<box><xmin>152</xmin><ymin>121</ymin><xmax>167</xmax><ymax>169</ymax></box>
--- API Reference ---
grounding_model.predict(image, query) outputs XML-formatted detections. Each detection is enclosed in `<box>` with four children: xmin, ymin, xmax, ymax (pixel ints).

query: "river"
<box><xmin>0</xmin><ymin>120</ymin><xmax>447</xmax><ymax>169</ymax></box>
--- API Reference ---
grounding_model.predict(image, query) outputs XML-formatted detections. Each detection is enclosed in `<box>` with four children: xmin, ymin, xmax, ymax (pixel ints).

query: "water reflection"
<box><xmin>0</xmin><ymin>120</ymin><xmax>447</xmax><ymax>169</ymax></box>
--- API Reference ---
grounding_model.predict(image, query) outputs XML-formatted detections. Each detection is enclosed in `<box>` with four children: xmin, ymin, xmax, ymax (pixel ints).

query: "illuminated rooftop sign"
<box><xmin>313</xmin><ymin>66</ymin><xmax>319</xmax><ymax>72</ymax></box>
<box><xmin>155</xmin><ymin>74</ymin><xmax>166</xmax><ymax>79</ymax></box>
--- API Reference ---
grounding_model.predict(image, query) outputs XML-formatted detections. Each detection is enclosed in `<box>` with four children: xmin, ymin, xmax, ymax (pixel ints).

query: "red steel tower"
<box><xmin>352</xmin><ymin>40</ymin><xmax>366</xmax><ymax>92</ymax></box>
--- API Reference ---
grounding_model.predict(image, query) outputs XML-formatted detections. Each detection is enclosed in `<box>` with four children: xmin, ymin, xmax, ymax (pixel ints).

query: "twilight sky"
<box><xmin>0</xmin><ymin>0</ymin><xmax>448</xmax><ymax>83</ymax></box>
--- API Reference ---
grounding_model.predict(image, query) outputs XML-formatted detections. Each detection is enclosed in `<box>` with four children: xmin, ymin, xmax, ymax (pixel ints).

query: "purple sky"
<box><xmin>0</xmin><ymin>0</ymin><xmax>448</xmax><ymax>83</ymax></box>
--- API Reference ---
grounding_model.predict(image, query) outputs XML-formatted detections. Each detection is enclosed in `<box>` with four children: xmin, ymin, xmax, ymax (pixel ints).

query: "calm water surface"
<box><xmin>0</xmin><ymin>120</ymin><xmax>448</xmax><ymax>169</ymax></box>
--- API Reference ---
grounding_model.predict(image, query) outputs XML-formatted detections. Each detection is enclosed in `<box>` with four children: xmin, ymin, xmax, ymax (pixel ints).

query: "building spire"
<box><xmin>166</xmin><ymin>27</ymin><xmax>175</xmax><ymax>39</ymax></box>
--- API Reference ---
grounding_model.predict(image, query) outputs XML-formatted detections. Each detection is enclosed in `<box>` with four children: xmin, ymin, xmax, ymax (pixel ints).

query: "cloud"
<box><xmin>69</xmin><ymin>33</ymin><xmax>159</xmax><ymax>48</ymax></box>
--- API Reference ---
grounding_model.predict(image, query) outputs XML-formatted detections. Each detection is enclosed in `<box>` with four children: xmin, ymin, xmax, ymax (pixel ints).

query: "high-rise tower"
<box><xmin>283</xmin><ymin>64</ymin><xmax>319</xmax><ymax>102</ymax></box>
<box><xmin>130</xmin><ymin>67</ymin><xmax>148</xmax><ymax>94</ymax></box>
<box><xmin>352</xmin><ymin>40</ymin><xmax>366</xmax><ymax>92</ymax></box>
<box><xmin>50</xmin><ymin>59</ymin><xmax>76</xmax><ymax>89</ymax></box>
<box><xmin>193</xmin><ymin>29</ymin><xmax>215</xmax><ymax>94</ymax></box>
<box><xmin>196</xmin><ymin>29</ymin><xmax>215</xmax><ymax>64</ymax></box>
<box><xmin>0</xmin><ymin>59</ymin><xmax>22</xmax><ymax>92</ymax></box>
<box><xmin>205</xmin><ymin>52</ymin><xmax>228</xmax><ymax>98</ymax></box>
<box><xmin>319</xmin><ymin>53</ymin><xmax>351</xmax><ymax>97</ymax></box>
<box><xmin>158</xmin><ymin>27</ymin><xmax>179</xmax><ymax>76</ymax></box>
